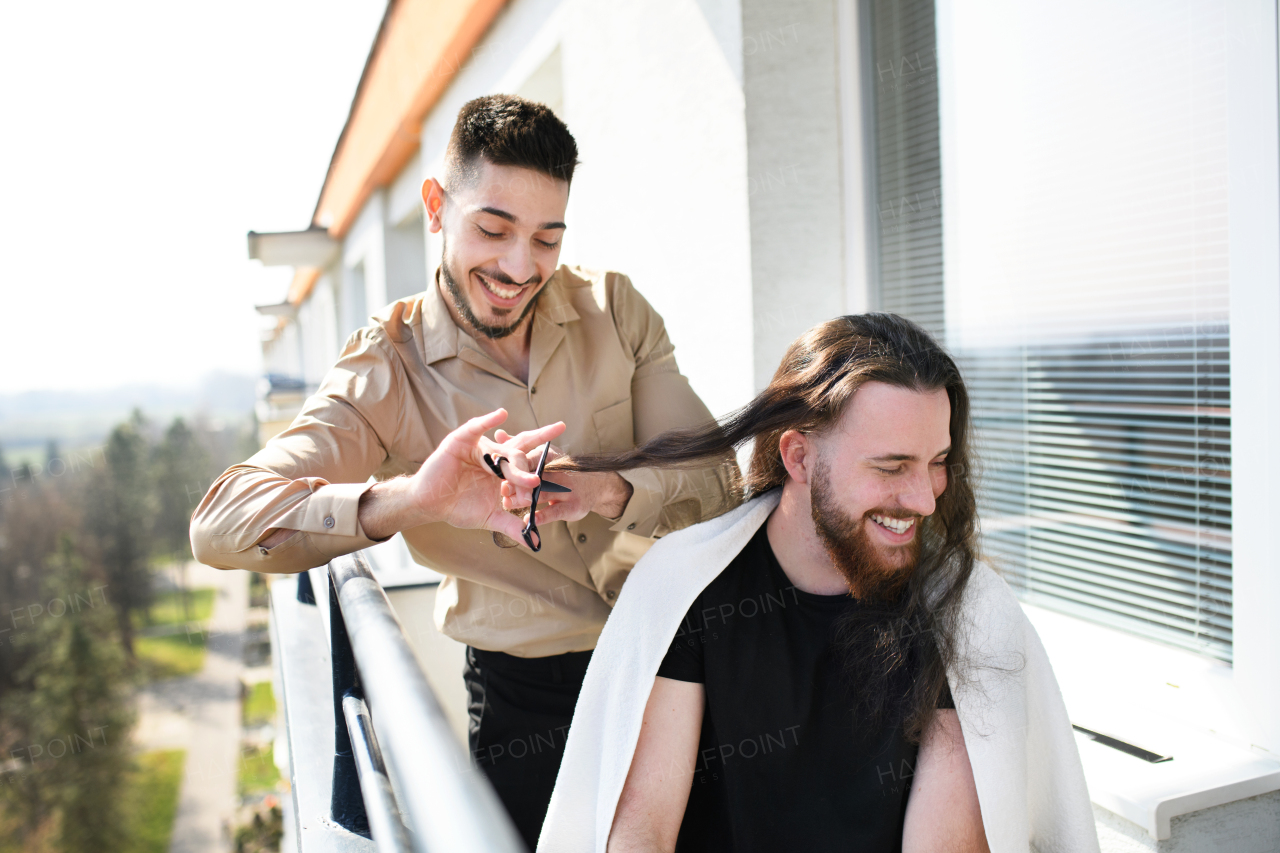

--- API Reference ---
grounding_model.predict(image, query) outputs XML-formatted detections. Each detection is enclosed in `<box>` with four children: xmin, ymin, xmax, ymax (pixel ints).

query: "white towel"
<box><xmin>538</xmin><ymin>491</ymin><xmax>1100</xmax><ymax>853</ymax></box>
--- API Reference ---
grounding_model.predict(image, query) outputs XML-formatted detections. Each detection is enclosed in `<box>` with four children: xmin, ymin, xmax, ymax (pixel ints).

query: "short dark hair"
<box><xmin>444</xmin><ymin>94</ymin><xmax>579</xmax><ymax>190</ymax></box>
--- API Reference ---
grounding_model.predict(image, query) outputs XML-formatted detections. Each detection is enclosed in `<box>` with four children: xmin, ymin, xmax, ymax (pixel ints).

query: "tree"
<box><xmin>0</xmin><ymin>441</ymin><xmax>8</xmax><ymax>515</ymax></box>
<box><xmin>0</xmin><ymin>540</ymin><xmax>134</xmax><ymax>853</ymax></box>
<box><xmin>153</xmin><ymin>417</ymin><xmax>210</xmax><ymax>562</ymax></box>
<box><xmin>0</xmin><ymin>468</ymin><xmax>76</xmax><ymax>702</ymax></box>
<box><xmin>83</xmin><ymin>413</ymin><xmax>154</xmax><ymax>657</ymax></box>
<box><xmin>153</xmin><ymin>417</ymin><xmax>211</xmax><ymax>622</ymax></box>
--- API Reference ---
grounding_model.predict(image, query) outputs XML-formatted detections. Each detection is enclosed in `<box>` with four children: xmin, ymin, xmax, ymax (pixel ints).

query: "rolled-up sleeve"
<box><xmin>607</xmin><ymin>275</ymin><xmax>741</xmax><ymax>538</ymax></box>
<box><xmin>190</xmin><ymin>329</ymin><xmax>403</xmax><ymax>573</ymax></box>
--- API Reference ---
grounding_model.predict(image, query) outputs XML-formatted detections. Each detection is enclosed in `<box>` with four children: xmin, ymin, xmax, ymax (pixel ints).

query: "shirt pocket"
<box><xmin>591</xmin><ymin>398</ymin><xmax>635</xmax><ymax>453</ymax></box>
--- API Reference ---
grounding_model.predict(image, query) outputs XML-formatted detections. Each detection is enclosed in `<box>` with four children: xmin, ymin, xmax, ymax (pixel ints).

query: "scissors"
<box><xmin>483</xmin><ymin>441</ymin><xmax>570</xmax><ymax>552</ymax></box>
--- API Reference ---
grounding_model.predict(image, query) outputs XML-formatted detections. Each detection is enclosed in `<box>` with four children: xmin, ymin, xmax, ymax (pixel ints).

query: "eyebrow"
<box><xmin>477</xmin><ymin>206</ymin><xmax>567</xmax><ymax>231</ymax></box>
<box><xmin>866</xmin><ymin>446</ymin><xmax>952</xmax><ymax>463</ymax></box>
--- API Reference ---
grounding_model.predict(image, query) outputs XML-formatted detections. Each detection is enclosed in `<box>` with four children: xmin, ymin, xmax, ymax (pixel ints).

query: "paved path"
<box><xmin>135</xmin><ymin>562</ymin><xmax>248</xmax><ymax>853</ymax></box>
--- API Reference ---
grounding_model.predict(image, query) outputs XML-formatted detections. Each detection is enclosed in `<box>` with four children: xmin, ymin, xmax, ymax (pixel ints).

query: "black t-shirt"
<box><xmin>656</xmin><ymin>526</ymin><xmax>950</xmax><ymax>853</ymax></box>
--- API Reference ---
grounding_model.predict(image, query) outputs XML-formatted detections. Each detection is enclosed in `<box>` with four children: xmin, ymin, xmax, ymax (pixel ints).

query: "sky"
<box><xmin>0</xmin><ymin>0</ymin><xmax>388</xmax><ymax>395</ymax></box>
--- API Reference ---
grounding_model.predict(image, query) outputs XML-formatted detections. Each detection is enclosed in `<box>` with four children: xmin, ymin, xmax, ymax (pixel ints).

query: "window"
<box><xmin>865</xmin><ymin>0</ymin><xmax>1233</xmax><ymax>660</ymax></box>
<box><xmin>866</xmin><ymin>0</ymin><xmax>943</xmax><ymax>341</ymax></box>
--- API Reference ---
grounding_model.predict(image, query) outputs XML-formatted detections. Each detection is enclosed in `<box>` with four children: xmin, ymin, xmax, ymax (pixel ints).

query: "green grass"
<box><xmin>242</xmin><ymin>681</ymin><xmax>277</xmax><ymax>728</ymax></box>
<box><xmin>135</xmin><ymin>631</ymin><xmax>207</xmax><ymax>681</ymax></box>
<box><xmin>124</xmin><ymin>749</ymin><xmax>186</xmax><ymax>853</ymax></box>
<box><xmin>237</xmin><ymin>743</ymin><xmax>281</xmax><ymax>798</ymax></box>
<box><xmin>136</xmin><ymin>588</ymin><xmax>215</xmax><ymax>629</ymax></box>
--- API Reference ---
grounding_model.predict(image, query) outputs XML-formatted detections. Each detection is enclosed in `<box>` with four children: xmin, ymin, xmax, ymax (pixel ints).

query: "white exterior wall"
<box><xmin>320</xmin><ymin>0</ymin><xmax>856</xmax><ymax>419</ymax></box>
<box><xmin>741</xmin><ymin>0</ymin><xmax>849</xmax><ymax>392</ymax></box>
<box><xmin>410</xmin><ymin>0</ymin><xmax>757</xmax><ymax>420</ymax></box>
<box><xmin>341</xmin><ymin>189</ymin><xmax>388</xmax><ymax>335</ymax></box>
<box><xmin>298</xmin><ymin>273</ymin><xmax>340</xmax><ymax>390</ymax></box>
<box><xmin>270</xmin><ymin>322</ymin><xmax>303</xmax><ymax>378</ymax></box>
<box><xmin>558</xmin><ymin>0</ymin><xmax>754</xmax><ymax>418</ymax></box>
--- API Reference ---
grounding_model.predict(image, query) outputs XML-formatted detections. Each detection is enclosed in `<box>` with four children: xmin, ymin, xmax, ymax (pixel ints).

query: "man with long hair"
<box><xmin>530</xmin><ymin>314</ymin><xmax>1098</xmax><ymax>852</ymax></box>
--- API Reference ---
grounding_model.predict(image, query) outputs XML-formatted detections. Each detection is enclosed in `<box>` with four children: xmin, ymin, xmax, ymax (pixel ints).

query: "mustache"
<box><xmin>475</xmin><ymin>267</ymin><xmax>541</xmax><ymax>288</ymax></box>
<box><xmin>863</xmin><ymin>510</ymin><xmax>925</xmax><ymax>522</ymax></box>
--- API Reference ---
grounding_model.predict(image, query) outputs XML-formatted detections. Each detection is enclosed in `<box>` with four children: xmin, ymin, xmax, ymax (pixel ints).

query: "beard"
<box><xmin>810</xmin><ymin>460</ymin><xmax>922</xmax><ymax>603</ymax></box>
<box><xmin>440</xmin><ymin>236</ymin><xmax>544</xmax><ymax>340</ymax></box>
<box><xmin>809</xmin><ymin>461</ymin><xmax>937</xmax><ymax>740</ymax></box>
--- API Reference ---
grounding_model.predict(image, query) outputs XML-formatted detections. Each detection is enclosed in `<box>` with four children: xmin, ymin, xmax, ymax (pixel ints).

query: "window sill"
<box><xmin>1022</xmin><ymin>603</ymin><xmax>1280</xmax><ymax>840</ymax></box>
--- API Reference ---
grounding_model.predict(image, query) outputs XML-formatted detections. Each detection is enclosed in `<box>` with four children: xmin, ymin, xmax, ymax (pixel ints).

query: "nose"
<box><xmin>499</xmin><ymin>242</ymin><xmax>537</xmax><ymax>286</ymax></box>
<box><xmin>896</xmin><ymin>468</ymin><xmax>937</xmax><ymax>518</ymax></box>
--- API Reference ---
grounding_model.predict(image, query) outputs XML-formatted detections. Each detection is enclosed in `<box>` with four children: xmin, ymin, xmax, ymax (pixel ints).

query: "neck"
<box><xmin>438</xmin><ymin>277</ymin><xmax>535</xmax><ymax>383</ymax></box>
<box><xmin>765</xmin><ymin>480</ymin><xmax>851</xmax><ymax>596</ymax></box>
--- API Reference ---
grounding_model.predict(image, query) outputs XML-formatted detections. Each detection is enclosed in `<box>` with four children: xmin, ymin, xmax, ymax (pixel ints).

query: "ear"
<box><xmin>778</xmin><ymin>430</ymin><xmax>816</xmax><ymax>486</ymax></box>
<box><xmin>422</xmin><ymin>178</ymin><xmax>446</xmax><ymax>233</ymax></box>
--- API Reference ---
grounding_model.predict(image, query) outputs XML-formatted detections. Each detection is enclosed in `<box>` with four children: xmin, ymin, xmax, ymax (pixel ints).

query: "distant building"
<box><xmin>249</xmin><ymin>1</ymin><xmax>1280</xmax><ymax>850</ymax></box>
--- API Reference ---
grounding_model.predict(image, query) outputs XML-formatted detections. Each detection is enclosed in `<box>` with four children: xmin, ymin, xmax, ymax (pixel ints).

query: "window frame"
<box><xmin>837</xmin><ymin>0</ymin><xmax>1280</xmax><ymax>759</ymax></box>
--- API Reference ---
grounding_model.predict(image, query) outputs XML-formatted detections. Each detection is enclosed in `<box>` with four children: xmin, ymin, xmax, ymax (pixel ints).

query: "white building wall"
<box><xmin>386</xmin><ymin>150</ymin><xmax>431</xmax><ymax>305</ymax></box>
<box><xmin>300</xmin><ymin>273</ymin><xmax>340</xmax><ymax>389</ymax></box>
<box><xmin>404</xmin><ymin>0</ymin><xmax>756</xmax><ymax>421</ymax></box>
<box><xmin>387</xmin><ymin>149</ymin><xmax>425</xmax><ymax>227</ymax></box>
<box><xmin>741</xmin><ymin>0</ymin><xmax>848</xmax><ymax>393</ymax></box>
<box><xmin>285</xmin><ymin>0</ymin><xmax>858</xmax><ymax>419</ymax></box>
<box><xmin>263</xmin><ymin>321</ymin><xmax>301</xmax><ymax>379</ymax></box>
<box><xmin>342</xmin><ymin>189</ymin><xmax>387</xmax><ymax>334</ymax></box>
<box><xmin>558</xmin><ymin>0</ymin><xmax>755</xmax><ymax>419</ymax></box>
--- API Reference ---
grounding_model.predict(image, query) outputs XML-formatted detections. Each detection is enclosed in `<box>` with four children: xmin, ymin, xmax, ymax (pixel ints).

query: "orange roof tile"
<box><xmin>314</xmin><ymin>0</ymin><xmax>509</xmax><ymax>238</ymax></box>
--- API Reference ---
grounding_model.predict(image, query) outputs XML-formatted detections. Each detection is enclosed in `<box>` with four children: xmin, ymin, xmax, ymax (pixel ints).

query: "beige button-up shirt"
<box><xmin>191</xmin><ymin>266</ymin><xmax>738</xmax><ymax>657</ymax></box>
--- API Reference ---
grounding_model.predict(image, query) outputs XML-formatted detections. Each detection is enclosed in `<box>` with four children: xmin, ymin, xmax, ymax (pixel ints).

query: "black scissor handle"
<box><xmin>483</xmin><ymin>452</ymin><xmax>571</xmax><ymax>492</ymax></box>
<box><xmin>483</xmin><ymin>452</ymin><xmax>506</xmax><ymax>478</ymax></box>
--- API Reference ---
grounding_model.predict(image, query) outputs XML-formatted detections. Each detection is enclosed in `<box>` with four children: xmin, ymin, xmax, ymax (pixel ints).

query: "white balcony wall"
<box><xmin>342</xmin><ymin>190</ymin><xmax>388</xmax><ymax>337</ymax></box>
<box><xmin>411</xmin><ymin>0</ymin><xmax>756</xmax><ymax>421</ymax></box>
<box><xmin>387</xmin><ymin>149</ymin><xmax>425</xmax><ymax>227</ymax></box>
<box><xmin>262</xmin><ymin>322</ymin><xmax>302</xmax><ymax>379</ymax></box>
<box><xmin>740</xmin><ymin>0</ymin><xmax>849</xmax><ymax>393</ymax></box>
<box><xmin>298</xmin><ymin>272</ymin><xmax>340</xmax><ymax>390</ymax></box>
<box><xmin>386</xmin><ymin>152</ymin><xmax>431</xmax><ymax>304</ymax></box>
<box><xmin>275</xmin><ymin>0</ymin><xmax>863</xmax><ymax>421</ymax></box>
<box><xmin>559</xmin><ymin>0</ymin><xmax>755</xmax><ymax>418</ymax></box>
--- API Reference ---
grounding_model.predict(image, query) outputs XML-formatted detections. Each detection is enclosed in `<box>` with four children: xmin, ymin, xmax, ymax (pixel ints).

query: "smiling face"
<box><xmin>424</xmin><ymin>159</ymin><xmax>569</xmax><ymax>339</ymax></box>
<box><xmin>808</xmin><ymin>381</ymin><xmax>952</xmax><ymax>597</ymax></box>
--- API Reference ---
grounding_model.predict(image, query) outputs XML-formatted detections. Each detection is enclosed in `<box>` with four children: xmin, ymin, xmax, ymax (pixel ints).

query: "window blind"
<box><xmin>867</xmin><ymin>0</ymin><xmax>1233</xmax><ymax>660</ymax></box>
<box><xmin>867</xmin><ymin>0</ymin><xmax>943</xmax><ymax>341</ymax></box>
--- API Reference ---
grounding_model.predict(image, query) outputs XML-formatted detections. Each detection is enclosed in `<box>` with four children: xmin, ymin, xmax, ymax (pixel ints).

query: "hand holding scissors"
<box><xmin>484</xmin><ymin>441</ymin><xmax>571</xmax><ymax>552</ymax></box>
<box><xmin>492</xmin><ymin>435</ymin><xmax>636</xmax><ymax>533</ymax></box>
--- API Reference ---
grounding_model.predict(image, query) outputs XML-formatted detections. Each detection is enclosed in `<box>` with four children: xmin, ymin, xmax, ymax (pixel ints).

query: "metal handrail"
<box><xmin>342</xmin><ymin>694</ymin><xmax>412</xmax><ymax>852</ymax></box>
<box><xmin>327</xmin><ymin>552</ymin><xmax>527</xmax><ymax>853</ymax></box>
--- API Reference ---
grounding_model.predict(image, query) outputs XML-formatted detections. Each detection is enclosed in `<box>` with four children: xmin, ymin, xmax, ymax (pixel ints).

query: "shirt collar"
<box><xmin>418</xmin><ymin>266</ymin><xmax>580</xmax><ymax>366</ymax></box>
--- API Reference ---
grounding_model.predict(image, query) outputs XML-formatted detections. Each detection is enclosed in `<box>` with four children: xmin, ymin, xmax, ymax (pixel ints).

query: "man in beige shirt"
<box><xmin>190</xmin><ymin>94</ymin><xmax>736</xmax><ymax>847</ymax></box>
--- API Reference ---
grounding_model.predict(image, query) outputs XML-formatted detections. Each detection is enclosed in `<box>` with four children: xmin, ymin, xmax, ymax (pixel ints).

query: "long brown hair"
<box><xmin>553</xmin><ymin>313</ymin><xmax>979</xmax><ymax>741</ymax></box>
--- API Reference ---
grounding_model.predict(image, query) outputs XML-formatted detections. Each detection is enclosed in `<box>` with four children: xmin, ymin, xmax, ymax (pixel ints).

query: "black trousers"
<box><xmin>464</xmin><ymin>646</ymin><xmax>593</xmax><ymax>851</ymax></box>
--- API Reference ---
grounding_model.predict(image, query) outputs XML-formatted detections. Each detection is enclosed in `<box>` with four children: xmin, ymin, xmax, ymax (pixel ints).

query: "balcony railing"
<box><xmin>270</xmin><ymin>552</ymin><xmax>526</xmax><ymax>853</ymax></box>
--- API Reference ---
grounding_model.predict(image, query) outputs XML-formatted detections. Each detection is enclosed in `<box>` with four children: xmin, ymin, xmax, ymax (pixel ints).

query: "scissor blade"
<box><xmin>538</xmin><ymin>479</ymin><xmax>572</xmax><ymax>493</ymax></box>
